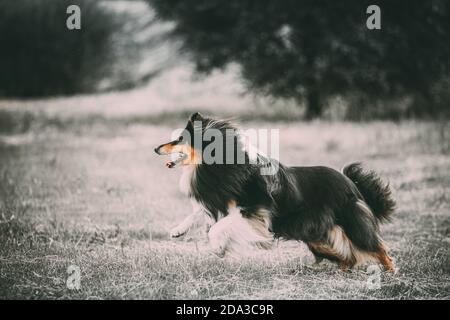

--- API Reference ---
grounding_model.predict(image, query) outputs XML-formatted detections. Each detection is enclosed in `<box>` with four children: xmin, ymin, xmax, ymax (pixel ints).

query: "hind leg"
<box><xmin>308</xmin><ymin>244</ymin><xmax>337</xmax><ymax>265</ymax></box>
<box><xmin>308</xmin><ymin>240</ymin><xmax>356</xmax><ymax>271</ymax></box>
<box><xmin>311</xmin><ymin>252</ymin><xmax>324</xmax><ymax>265</ymax></box>
<box><xmin>308</xmin><ymin>226</ymin><xmax>381</xmax><ymax>271</ymax></box>
<box><xmin>375</xmin><ymin>243</ymin><xmax>395</xmax><ymax>272</ymax></box>
<box><xmin>309</xmin><ymin>227</ymin><xmax>395</xmax><ymax>272</ymax></box>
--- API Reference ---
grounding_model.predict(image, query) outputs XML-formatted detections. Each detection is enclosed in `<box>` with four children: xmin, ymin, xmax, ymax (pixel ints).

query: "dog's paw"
<box><xmin>170</xmin><ymin>226</ymin><xmax>187</xmax><ymax>238</ymax></box>
<box><xmin>208</xmin><ymin>246</ymin><xmax>226</xmax><ymax>258</ymax></box>
<box><xmin>207</xmin><ymin>242</ymin><xmax>227</xmax><ymax>258</ymax></box>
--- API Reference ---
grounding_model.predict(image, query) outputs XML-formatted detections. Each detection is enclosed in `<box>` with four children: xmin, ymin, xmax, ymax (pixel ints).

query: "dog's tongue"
<box><xmin>166</xmin><ymin>161</ymin><xmax>176</xmax><ymax>169</ymax></box>
<box><xmin>165</xmin><ymin>153</ymin><xmax>187</xmax><ymax>169</ymax></box>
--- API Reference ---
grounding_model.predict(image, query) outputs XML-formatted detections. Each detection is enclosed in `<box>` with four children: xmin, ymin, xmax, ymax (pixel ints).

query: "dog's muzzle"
<box><xmin>155</xmin><ymin>145</ymin><xmax>187</xmax><ymax>168</ymax></box>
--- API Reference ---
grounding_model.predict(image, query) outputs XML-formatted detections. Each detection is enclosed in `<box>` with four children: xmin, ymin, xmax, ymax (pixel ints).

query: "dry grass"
<box><xmin>0</xmin><ymin>107</ymin><xmax>449</xmax><ymax>299</ymax></box>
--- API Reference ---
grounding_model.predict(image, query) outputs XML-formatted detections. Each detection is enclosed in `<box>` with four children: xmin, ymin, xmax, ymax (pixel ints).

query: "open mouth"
<box><xmin>165</xmin><ymin>152</ymin><xmax>188</xmax><ymax>168</ymax></box>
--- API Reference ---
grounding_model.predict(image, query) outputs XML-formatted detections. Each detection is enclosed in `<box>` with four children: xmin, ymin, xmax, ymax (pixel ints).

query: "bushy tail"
<box><xmin>343</xmin><ymin>163</ymin><xmax>396</xmax><ymax>223</ymax></box>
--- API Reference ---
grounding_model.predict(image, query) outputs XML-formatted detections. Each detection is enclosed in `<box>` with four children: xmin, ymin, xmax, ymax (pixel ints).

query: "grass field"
<box><xmin>0</xmin><ymin>102</ymin><xmax>449</xmax><ymax>299</ymax></box>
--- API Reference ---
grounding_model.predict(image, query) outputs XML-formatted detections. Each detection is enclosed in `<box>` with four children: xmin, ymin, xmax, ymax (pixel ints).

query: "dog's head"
<box><xmin>154</xmin><ymin>112</ymin><xmax>241</xmax><ymax>168</ymax></box>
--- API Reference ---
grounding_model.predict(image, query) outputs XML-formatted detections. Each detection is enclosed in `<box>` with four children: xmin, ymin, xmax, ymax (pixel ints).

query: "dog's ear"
<box><xmin>189</xmin><ymin>112</ymin><xmax>204</xmax><ymax>122</ymax></box>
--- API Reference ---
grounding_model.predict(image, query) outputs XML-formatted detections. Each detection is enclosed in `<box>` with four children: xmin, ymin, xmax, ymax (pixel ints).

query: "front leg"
<box><xmin>208</xmin><ymin>201</ymin><xmax>273</xmax><ymax>257</ymax></box>
<box><xmin>170</xmin><ymin>200</ymin><xmax>204</xmax><ymax>238</ymax></box>
<box><xmin>207</xmin><ymin>214</ymin><xmax>233</xmax><ymax>257</ymax></box>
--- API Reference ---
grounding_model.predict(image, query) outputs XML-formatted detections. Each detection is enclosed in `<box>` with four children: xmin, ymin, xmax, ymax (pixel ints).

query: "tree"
<box><xmin>147</xmin><ymin>0</ymin><xmax>450</xmax><ymax>118</ymax></box>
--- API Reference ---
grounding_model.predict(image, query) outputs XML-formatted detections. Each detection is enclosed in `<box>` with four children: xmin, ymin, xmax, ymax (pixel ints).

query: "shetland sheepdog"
<box><xmin>155</xmin><ymin>112</ymin><xmax>396</xmax><ymax>271</ymax></box>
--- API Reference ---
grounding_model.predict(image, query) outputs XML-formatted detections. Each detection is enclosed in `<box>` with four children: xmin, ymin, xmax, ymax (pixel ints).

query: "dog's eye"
<box><xmin>178</xmin><ymin>136</ymin><xmax>183</xmax><ymax>142</ymax></box>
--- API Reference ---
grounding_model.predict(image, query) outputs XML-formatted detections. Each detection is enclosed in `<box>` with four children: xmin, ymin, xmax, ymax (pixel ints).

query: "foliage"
<box><xmin>0</xmin><ymin>0</ymin><xmax>118</xmax><ymax>97</ymax></box>
<box><xmin>148</xmin><ymin>0</ymin><xmax>450</xmax><ymax>118</ymax></box>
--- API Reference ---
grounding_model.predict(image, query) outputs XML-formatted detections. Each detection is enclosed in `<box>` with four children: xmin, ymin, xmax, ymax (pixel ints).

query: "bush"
<box><xmin>148</xmin><ymin>0</ymin><xmax>450</xmax><ymax>119</ymax></box>
<box><xmin>0</xmin><ymin>0</ymin><xmax>119</xmax><ymax>97</ymax></box>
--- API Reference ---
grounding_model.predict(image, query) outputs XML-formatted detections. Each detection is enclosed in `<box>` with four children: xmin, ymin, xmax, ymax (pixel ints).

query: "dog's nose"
<box><xmin>154</xmin><ymin>147</ymin><xmax>159</xmax><ymax>154</ymax></box>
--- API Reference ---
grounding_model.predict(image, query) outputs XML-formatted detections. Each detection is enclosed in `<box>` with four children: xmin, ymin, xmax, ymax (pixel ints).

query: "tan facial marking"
<box><xmin>159</xmin><ymin>143</ymin><xmax>176</xmax><ymax>154</ymax></box>
<box><xmin>159</xmin><ymin>143</ymin><xmax>202</xmax><ymax>165</ymax></box>
<box><xmin>182</xmin><ymin>145</ymin><xmax>201</xmax><ymax>165</ymax></box>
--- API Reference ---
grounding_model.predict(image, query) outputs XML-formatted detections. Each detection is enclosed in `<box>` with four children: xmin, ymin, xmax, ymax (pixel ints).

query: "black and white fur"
<box><xmin>155</xmin><ymin>112</ymin><xmax>396</xmax><ymax>271</ymax></box>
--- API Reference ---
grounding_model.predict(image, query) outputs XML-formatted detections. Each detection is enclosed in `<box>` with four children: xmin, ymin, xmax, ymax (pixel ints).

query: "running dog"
<box><xmin>154</xmin><ymin>112</ymin><xmax>396</xmax><ymax>271</ymax></box>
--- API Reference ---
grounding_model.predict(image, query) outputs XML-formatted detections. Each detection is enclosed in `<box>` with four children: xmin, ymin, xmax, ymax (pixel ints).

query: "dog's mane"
<box><xmin>189</xmin><ymin>117</ymin><xmax>298</xmax><ymax>221</ymax></box>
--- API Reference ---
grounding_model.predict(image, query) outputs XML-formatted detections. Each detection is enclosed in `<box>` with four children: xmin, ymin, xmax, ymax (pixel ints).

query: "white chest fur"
<box><xmin>179</xmin><ymin>165</ymin><xmax>196</xmax><ymax>195</ymax></box>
